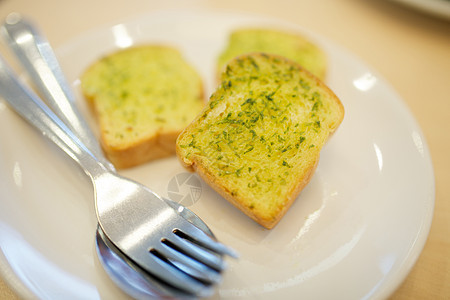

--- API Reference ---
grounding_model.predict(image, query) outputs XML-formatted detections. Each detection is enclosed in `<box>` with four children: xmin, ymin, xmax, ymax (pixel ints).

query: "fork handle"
<box><xmin>1</xmin><ymin>13</ymin><xmax>114</xmax><ymax>171</ymax></box>
<box><xmin>0</xmin><ymin>14</ymin><xmax>218</xmax><ymax>238</ymax></box>
<box><xmin>0</xmin><ymin>54</ymin><xmax>107</xmax><ymax>178</ymax></box>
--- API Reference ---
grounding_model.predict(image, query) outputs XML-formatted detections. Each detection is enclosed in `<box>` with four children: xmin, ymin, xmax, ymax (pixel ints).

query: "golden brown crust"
<box><xmin>81</xmin><ymin>45</ymin><xmax>205</xmax><ymax>169</ymax></box>
<box><xmin>176</xmin><ymin>117</ymin><xmax>321</xmax><ymax>229</ymax></box>
<box><xmin>104</xmin><ymin>131</ymin><xmax>180</xmax><ymax>169</ymax></box>
<box><xmin>179</xmin><ymin>152</ymin><xmax>319</xmax><ymax>229</ymax></box>
<box><xmin>176</xmin><ymin>53</ymin><xmax>344</xmax><ymax>229</ymax></box>
<box><xmin>217</xmin><ymin>28</ymin><xmax>327</xmax><ymax>81</ymax></box>
<box><xmin>84</xmin><ymin>93</ymin><xmax>182</xmax><ymax>169</ymax></box>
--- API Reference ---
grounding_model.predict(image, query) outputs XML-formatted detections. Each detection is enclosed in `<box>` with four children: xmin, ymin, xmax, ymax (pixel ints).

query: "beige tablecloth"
<box><xmin>0</xmin><ymin>0</ymin><xmax>449</xmax><ymax>299</ymax></box>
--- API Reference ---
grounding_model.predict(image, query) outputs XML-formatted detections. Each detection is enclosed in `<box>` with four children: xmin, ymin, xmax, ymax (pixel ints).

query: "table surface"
<box><xmin>0</xmin><ymin>0</ymin><xmax>448</xmax><ymax>299</ymax></box>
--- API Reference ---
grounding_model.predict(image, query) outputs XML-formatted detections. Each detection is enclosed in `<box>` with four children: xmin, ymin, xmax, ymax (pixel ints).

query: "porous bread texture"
<box><xmin>176</xmin><ymin>53</ymin><xmax>344</xmax><ymax>229</ymax></box>
<box><xmin>80</xmin><ymin>45</ymin><xmax>204</xmax><ymax>168</ymax></box>
<box><xmin>217</xmin><ymin>28</ymin><xmax>327</xmax><ymax>81</ymax></box>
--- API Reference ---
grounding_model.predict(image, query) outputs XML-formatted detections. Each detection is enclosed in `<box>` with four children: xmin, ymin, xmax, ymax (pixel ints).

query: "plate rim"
<box><xmin>0</xmin><ymin>8</ymin><xmax>435</xmax><ymax>299</ymax></box>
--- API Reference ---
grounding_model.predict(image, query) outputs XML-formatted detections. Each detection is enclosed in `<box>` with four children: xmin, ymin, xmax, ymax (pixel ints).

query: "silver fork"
<box><xmin>0</xmin><ymin>21</ymin><xmax>236</xmax><ymax>300</ymax></box>
<box><xmin>0</xmin><ymin>13</ymin><xmax>238</xmax><ymax>298</ymax></box>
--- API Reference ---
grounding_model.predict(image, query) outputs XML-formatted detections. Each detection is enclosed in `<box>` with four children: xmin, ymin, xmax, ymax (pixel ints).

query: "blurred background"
<box><xmin>0</xmin><ymin>0</ymin><xmax>448</xmax><ymax>299</ymax></box>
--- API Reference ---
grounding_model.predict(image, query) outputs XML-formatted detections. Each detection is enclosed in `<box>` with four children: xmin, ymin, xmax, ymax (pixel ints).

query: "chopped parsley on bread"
<box><xmin>80</xmin><ymin>46</ymin><xmax>204</xmax><ymax>168</ymax></box>
<box><xmin>176</xmin><ymin>53</ymin><xmax>344</xmax><ymax>229</ymax></box>
<box><xmin>217</xmin><ymin>28</ymin><xmax>327</xmax><ymax>81</ymax></box>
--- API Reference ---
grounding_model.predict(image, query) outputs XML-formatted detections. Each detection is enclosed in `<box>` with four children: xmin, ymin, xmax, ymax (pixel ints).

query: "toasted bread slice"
<box><xmin>176</xmin><ymin>53</ymin><xmax>344</xmax><ymax>229</ymax></box>
<box><xmin>80</xmin><ymin>46</ymin><xmax>204</xmax><ymax>168</ymax></box>
<box><xmin>217</xmin><ymin>28</ymin><xmax>327</xmax><ymax>81</ymax></box>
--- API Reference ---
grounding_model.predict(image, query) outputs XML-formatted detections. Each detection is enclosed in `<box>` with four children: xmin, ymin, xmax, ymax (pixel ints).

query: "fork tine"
<box><xmin>171</xmin><ymin>231</ymin><xmax>230</xmax><ymax>272</ymax></box>
<box><xmin>174</xmin><ymin>227</ymin><xmax>239</xmax><ymax>259</ymax></box>
<box><xmin>135</xmin><ymin>250</ymin><xmax>215</xmax><ymax>297</ymax></box>
<box><xmin>96</xmin><ymin>226</ymin><xmax>198</xmax><ymax>299</ymax></box>
<box><xmin>155</xmin><ymin>242</ymin><xmax>222</xmax><ymax>284</ymax></box>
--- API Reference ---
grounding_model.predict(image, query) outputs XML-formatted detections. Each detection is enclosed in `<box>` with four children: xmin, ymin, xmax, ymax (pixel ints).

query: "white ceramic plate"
<box><xmin>0</xmin><ymin>9</ymin><xmax>434</xmax><ymax>300</ymax></box>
